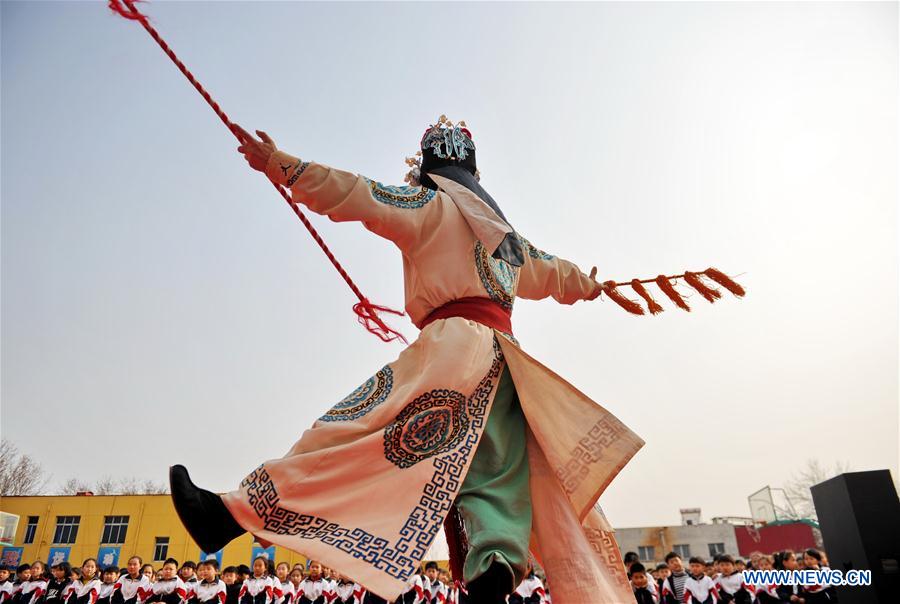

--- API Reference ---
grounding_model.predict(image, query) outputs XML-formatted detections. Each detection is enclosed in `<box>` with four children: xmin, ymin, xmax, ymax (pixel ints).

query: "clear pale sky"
<box><xmin>2</xmin><ymin>1</ymin><xmax>897</xmax><ymax>528</ymax></box>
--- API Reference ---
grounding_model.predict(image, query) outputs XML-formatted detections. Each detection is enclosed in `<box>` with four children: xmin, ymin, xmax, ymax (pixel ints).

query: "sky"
<box><xmin>2</xmin><ymin>1</ymin><xmax>897</xmax><ymax>529</ymax></box>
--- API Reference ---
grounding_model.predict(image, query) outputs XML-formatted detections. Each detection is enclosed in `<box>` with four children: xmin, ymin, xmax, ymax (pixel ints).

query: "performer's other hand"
<box><xmin>234</xmin><ymin>125</ymin><xmax>277</xmax><ymax>173</ymax></box>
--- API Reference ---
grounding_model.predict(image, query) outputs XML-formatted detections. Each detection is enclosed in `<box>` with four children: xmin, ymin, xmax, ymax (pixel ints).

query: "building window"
<box><xmin>53</xmin><ymin>516</ymin><xmax>80</xmax><ymax>544</ymax></box>
<box><xmin>638</xmin><ymin>546</ymin><xmax>656</xmax><ymax>561</ymax></box>
<box><xmin>154</xmin><ymin>537</ymin><xmax>169</xmax><ymax>561</ymax></box>
<box><xmin>709</xmin><ymin>543</ymin><xmax>725</xmax><ymax>557</ymax></box>
<box><xmin>101</xmin><ymin>516</ymin><xmax>129</xmax><ymax>544</ymax></box>
<box><xmin>674</xmin><ymin>544</ymin><xmax>691</xmax><ymax>558</ymax></box>
<box><xmin>23</xmin><ymin>517</ymin><xmax>39</xmax><ymax>544</ymax></box>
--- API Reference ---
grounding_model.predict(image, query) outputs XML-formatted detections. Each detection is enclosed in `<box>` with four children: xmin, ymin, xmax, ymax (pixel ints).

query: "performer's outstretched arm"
<box><xmin>515</xmin><ymin>235</ymin><xmax>602</xmax><ymax>304</ymax></box>
<box><xmin>236</xmin><ymin>128</ymin><xmax>437</xmax><ymax>251</ymax></box>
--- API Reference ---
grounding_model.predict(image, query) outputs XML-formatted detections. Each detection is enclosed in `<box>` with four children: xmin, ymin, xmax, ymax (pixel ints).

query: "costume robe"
<box><xmin>222</xmin><ymin>152</ymin><xmax>644</xmax><ymax>602</ymax></box>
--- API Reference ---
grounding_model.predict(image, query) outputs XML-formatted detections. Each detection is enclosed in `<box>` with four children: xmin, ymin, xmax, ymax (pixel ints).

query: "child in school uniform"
<box><xmin>11</xmin><ymin>562</ymin><xmax>46</xmax><ymax>604</ymax></box>
<box><xmin>97</xmin><ymin>567</ymin><xmax>121</xmax><ymax>604</ymax></box>
<box><xmin>179</xmin><ymin>564</ymin><xmax>198</xmax><ymax>603</ymax></box>
<box><xmin>238</xmin><ymin>558</ymin><xmax>274</xmax><ymax>604</ymax></box>
<box><xmin>629</xmin><ymin>563</ymin><xmax>659</xmax><ymax>604</ymax></box>
<box><xmin>294</xmin><ymin>562</ymin><xmax>332</xmax><ymax>604</ymax></box>
<box><xmin>112</xmin><ymin>557</ymin><xmax>152</xmax><ymax>604</ymax></box>
<box><xmin>192</xmin><ymin>559</ymin><xmax>226</xmax><ymax>604</ymax></box>
<box><xmin>660</xmin><ymin>553</ymin><xmax>690</xmax><ymax>604</ymax></box>
<box><xmin>66</xmin><ymin>560</ymin><xmax>104</xmax><ymax>604</ymax></box>
<box><xmin>508</xmin><ymin>566</ymin><xmax>545</xmax><ymax>604</ymax></box>
<box><xmin>421</xmin><ymin>563</ymin><xmax>446</xmax><ymax>604</ymax></box>
<box><xmin>331</xmin><ymin>574</ymin><xmax>361</xmax><ymax>604</ymax></box>
<box><xmin>798</xmin><ymin>549</ymin><xmax>837</xmax><ymax>604</ymax></box>
<box><xmin>714</xmin><ymin>555</ymin><xmax>752</xmax><ymax>604</ymax></box>
<box><xmin>147</xmin><ymin>560</ymin><xmax>187</xmax><ymax>604</ymax></box>
<box><xmin>0</xmin><ymin>567</ymin><xmax>15</xmax><ymax>604</ymax></box>
<box><xmin>221</xmin><ymin>568</ymin><xmax>239</xmax><ymax>604</ymax></box>
<box><xmin>272</xmin><ymin>563</ymin><xmax>293</xmax><ymax>604</ymax></box>
<box><xmin>751</xmin><ymin>556</ymin><xmax>780</xmax><ymax>604</ymax></box>
<box><xmin>680</xmin><ymin>558</ymin><xmax>719</xmax><ymax>604</ymax></box>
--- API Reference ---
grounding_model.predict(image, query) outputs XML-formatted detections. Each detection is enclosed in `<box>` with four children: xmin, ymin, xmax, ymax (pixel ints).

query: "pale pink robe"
<box><xmin>222</xmin><ymin>150</ymin><xmax>644</xmax><ymax>602</ymax></box>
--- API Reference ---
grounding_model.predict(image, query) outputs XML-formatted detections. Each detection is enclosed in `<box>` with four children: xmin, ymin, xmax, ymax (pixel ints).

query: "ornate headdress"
<box><xmin>405</xmin><ymin>115</ymin><xmax>479</xmax><ymax>187</ymax></box>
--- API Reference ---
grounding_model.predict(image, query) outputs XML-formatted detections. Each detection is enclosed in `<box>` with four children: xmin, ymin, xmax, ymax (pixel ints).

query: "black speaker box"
<box><xmin>810</xmin><ymin>470</ymin><xmax>900</xmax><ymax>604</ymax></box>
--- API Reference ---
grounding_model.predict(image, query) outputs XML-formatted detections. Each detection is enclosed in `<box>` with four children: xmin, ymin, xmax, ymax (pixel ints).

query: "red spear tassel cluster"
<box><xmin>353</xmin><ymin>300</ymin><xmax>409</xmax><ymax>344</ymax></box>
<box><xmin>599</xmin><ymin>268</ymin><xmax>745</xmax><ymax>315</ymax></box>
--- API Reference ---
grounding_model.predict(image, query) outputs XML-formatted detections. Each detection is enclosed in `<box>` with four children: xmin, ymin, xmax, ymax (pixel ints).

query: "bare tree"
<box><xmin>58</xmin><ymin>477</ymin><xmax>92</xmax><ymax>495</ymax></box>
<box><xmin>0</xmin><ymin>440</ymin><xmax>48</xmax><ymax>496</ymax></box>
<box><xmin>784</xmin><ymin>458</ymin><xmax>852</xmax><ymax>521</ymax></box>
<box><xmin>57</xmin><ymin>476</ymin><xmax>168</xmax><ymax>495</ymax></box>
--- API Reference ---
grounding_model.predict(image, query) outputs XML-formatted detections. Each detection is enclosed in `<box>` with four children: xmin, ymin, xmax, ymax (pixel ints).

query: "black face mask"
<box><xmin>420</xmin><ymin>148</ymin><xmax>524</xmax><ymax>267</ymax></box>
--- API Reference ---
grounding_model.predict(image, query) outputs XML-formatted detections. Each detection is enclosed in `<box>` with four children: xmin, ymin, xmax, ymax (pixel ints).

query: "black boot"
<box><xmin>466</xmin><ymin>561</ymin><xmax>514</xmax><ymax>604</ymax></box>
<box><xmin>169</xmin><ymin>465</ymin><xmax>246</xmax><ymax>553</ymax></box>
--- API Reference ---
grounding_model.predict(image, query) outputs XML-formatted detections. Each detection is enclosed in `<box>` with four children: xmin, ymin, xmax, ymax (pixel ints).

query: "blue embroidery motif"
<box><xmin>240</xmin><ymin>341</ymin><xmax>504</xmax><ymax>583</ymax></box>
<box><xmin>516</xmin><ymin>234</ymin><xmax>555</xmax><ymax>260</ymax></box>
<box><xmin>319</xmin><ymin>366</ymin><xmax>393</xmax><ymax>422</ymax></box>
<box><xmin>475</xmin><ymin>241</ymin><xmax>519</xmax><ymax>310</ymax></box>
<box><xmin>383</xmin><ymin>388</ymin><xmax>469</xmax><ymax>469</ymax></box>
<box><xmin>364</xmin><ymin>178</ymin><xmax>436</xmax><ymax>209</ymax></box>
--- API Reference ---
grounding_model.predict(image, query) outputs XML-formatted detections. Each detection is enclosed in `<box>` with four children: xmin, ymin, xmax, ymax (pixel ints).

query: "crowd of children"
<box><xmin>1</xmin><ymin>546</ymin><xmax>840</xmax><ymax>604</ymax></box>
<box><xmin>0</xmin><ymin>555</ymin><xmax>552</xmax><ymax>604</ymax></box>
<box><xmin>626</xmin><ymin>548</ymin><xmax>839</xmax><ymax>604</ymax></box>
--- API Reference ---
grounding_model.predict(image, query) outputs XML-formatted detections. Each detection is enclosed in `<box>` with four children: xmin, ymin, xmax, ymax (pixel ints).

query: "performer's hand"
<box><xmin>234</xmin><ymin>125</ymin><xmax>277</xmax><ymax>173</ymax></box>
<box><xmin>587</xmin><ymin>266</ymin><xmax>603</xmax><ymax>301</ymax></box>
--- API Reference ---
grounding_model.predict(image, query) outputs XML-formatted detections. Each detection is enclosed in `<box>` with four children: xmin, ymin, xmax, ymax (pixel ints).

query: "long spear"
<box><xmin>108</xmin><ymin>0</ymin><xmax>407</xmax><ymax>343</ymax></box>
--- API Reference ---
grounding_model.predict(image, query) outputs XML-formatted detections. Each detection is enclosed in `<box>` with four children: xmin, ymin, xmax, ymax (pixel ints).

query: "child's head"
<box><xmin>288</xmin><ymin>569</ymin><xmax>302</xmax><ymax>586</ymax></box>
<box><xmin>30</xmin><ymin>562</ymin><xmax>46</xmax><ymax>581</ymax></box>
<box><xmin>757</xmin><ymin>556</ymin><xmax>773</xmax><ymax>571</ymax></box>
<box><xmin>656</xmin><ymin>564</ymin><xmax>670</xmax><ymax>579</ymax></box>
<box><xmin>179</xmin><ymin>562</ymin><xmax>196</xmax><ymax>580</ymax></box>
<box><xmin>803</xmin><ymin>549</ymin><xmax>823</xmax><ymax>569</ymax></box>
<box><xmin>735</xmin><ymin>559</ymin><xmax>746</xmax><ymax>571</ymax></box>
<box><xmin>141</xmin><ymin>565</ymin><xmax>154</xmax><ymax>580</ymax></box>
<box><xmin>81</xmin><ymin>559</ymin><xmax>98</xmax><ymax>580</ymax></box>
<box><xmin>161</xmin><ymin>559</ymin><xmax>179</xmax><ymax>580</ymax></box>
<box><xmin>198</xmin><ymin>561</ymin><xmax>218</xmax><ymax>582</ymax></box>
<box><xmin>275</xmin><ymin>563</ymin><xmax>289</xmax><ymax>582</ymax></box>
<box><xmin>718</xmin><ymin>555</ymin><xmax>735</xmax><ymax>576</ymax></box>
<box><xmin>0</xmin><ymin>567</ymin><xmax>10</xmax><ymax>582</ymax></box>
<box><xmin>102</xmin><ymin>567</ymin><xmax>119</xmax><ymax>584</ymax></box>
<box><xmin>706</xmin><ymin>560</ymin><xmax>716</xmax><ymax>577</ymax></box>
<box><xmin>307</xmin><ymin>561</ymin><xmax>322</xmax><ymax>580</ymax></box>
<box><xmin>251</xmin><ymin>557</ymin><xmax>267</xmax><ymax>578</ymax></box>
<box><xmin>70</xmin><ymin>568</ymin><xmax>82</xmax><ymax>582</ymax></box>
<box><xmin>623</xmin><ymin>552</ymin><xmax>640</xmax><ymax>569</ymax></box>
<box><xmin>438</xmin><ymin>570</ymin><xmax>450</xmax><ymax>586</ymax></box>
<box><xmin>221</xmin><ymin>567</ymin><xmax>237</xmax><ymax>586</ymax></box>
<box><xmin>16</xmin><ymin>564</ymin><xmax>31</xmax><ymax>582</ymax></box>
<box><xmin>236</xmin><ymin>566</ymin><xmax>250</xmax><ymax>582</ymax></box>
<box><xmin>665</xmin><ymin>553</ymin><xmax>683</xmax><ymax>573</ymax></box>
<box><xmin>688</xmin><ymin>557</ymin><xmax>705</xmax><ymax>577</ymax></box>
<box><xmin>629</xmin><ymin>563</ymin><xmax>649</xmax><ymax>589</ymax></box>
<box><xmin>126</xmin><ymin>557</ymin><xmax>142</xmax><ymax>579</ymax></box>
<box><xmin>424</xmin><ymin>562</ymin><xmax>439</xmax><ymax>583</ymax></box>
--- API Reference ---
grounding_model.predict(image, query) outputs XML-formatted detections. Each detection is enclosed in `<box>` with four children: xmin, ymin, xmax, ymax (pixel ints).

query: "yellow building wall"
<box><xmin>0</xmin><ymin>495</ymin><xmax>309</xmax><ymax>569</ymax></box>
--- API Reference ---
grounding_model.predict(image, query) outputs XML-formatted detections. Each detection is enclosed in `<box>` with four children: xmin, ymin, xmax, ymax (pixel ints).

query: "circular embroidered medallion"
<box><xmin>383</xmin><ymin>388</ymin><xmax>470</xmax><ymax>468</ymax></box>
<box><xmin>475</xmin><ymin>241</ymin><xmax>518</xmax><ymax>310</ymax></box>
<box><xmin>319</xmin><ymin>365</ymin><xmax>394</xmax><ymax>422</ymax></box>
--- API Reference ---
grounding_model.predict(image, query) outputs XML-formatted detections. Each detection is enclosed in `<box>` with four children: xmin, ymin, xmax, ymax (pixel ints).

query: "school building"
<box><xmin>0</xmin><ymin>493</ymin><xmax>311</xmax><ymax>570</ymax></box>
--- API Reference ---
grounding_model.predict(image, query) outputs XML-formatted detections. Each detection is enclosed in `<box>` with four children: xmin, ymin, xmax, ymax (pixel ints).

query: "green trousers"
<box><xmin>455</xmin><ymin>365</ymin><xmax>532</xmax><ymax>586</ymax></box>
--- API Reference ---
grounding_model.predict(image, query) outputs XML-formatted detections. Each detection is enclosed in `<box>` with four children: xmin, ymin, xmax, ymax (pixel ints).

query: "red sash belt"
<box><xmin>419</xmin><ymin>296</ymin><xmax>513</xmax><ymax>335</ymax></box>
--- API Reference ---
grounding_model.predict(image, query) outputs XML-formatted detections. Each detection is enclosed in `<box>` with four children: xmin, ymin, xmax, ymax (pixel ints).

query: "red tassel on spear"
<box><xmin>630</xmin><ymin>279</ymin><xmax>664</xmax><ymax>315</ymax></box>
<box><xmin>109</xmin><ymin>0</ymin><xmax>407</xmax><ymax>343</ymax></box>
